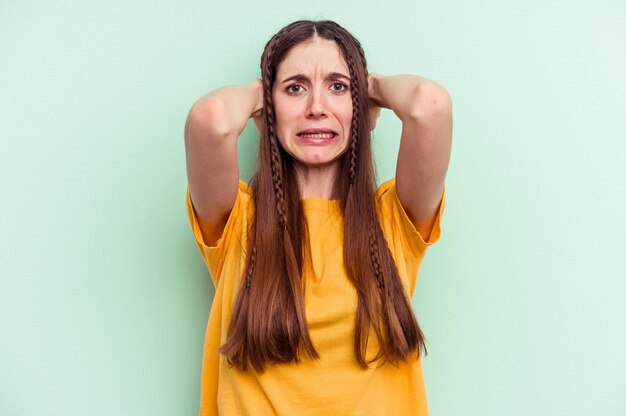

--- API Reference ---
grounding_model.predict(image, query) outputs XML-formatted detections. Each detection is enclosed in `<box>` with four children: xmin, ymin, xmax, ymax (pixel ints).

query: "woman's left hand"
<box><xmin>368</xmin><ymin>102</ymin><xmax>381</xmax><ymax>132</ymax></box>
<box><xmin>367</xmin><ymin>73</ymin><xmax>382</xmax><ymax>131</ymax></box>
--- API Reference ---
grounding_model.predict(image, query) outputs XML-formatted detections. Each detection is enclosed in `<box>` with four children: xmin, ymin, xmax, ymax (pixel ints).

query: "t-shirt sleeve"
<box><xmin>185</xmin><ymin>180</ymin><xmax>251</xmax><ymax>287</ymax></box>
<box><xmin>376</xmin><ymin>179</ymin><xmax>446</xmax><ymax>259</ymax></box>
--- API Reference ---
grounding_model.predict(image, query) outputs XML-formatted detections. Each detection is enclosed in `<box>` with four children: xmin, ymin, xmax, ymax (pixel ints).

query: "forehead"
<box><xmin>276</xmin><ymin>38</ymin><xmax>349</xmax><ymax>78</ymax></box>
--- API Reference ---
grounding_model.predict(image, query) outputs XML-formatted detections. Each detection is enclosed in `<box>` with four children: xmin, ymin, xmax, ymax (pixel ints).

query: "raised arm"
<box><xmin>368</xmin><ymin>74</ymin><xmax>452</xmax><ymax>240</ymax></box>
<box><xmin>184</xmin><ymin>79</ymin><xmax>263</xmax><ymax>245</ymax></box>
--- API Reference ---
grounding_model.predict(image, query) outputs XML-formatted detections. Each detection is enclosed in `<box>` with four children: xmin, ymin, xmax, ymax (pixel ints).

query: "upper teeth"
<box><xmin>300</xmin><ymin>132</ymin><xmax>334</xmax><ymax>138</ymax></box>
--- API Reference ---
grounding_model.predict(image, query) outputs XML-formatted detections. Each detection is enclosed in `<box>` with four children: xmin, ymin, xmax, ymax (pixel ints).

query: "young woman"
<box><xmin>185</xmin><ymin>20</ymin><xmax>452</xmax><ymax>416</ymax></box>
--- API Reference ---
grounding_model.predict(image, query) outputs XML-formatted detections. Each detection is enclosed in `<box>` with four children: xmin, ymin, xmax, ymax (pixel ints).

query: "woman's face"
<box><xmin>272</xmin><ymin>38</ymin><xmax>353</xmax><ymax>171</ymax></box>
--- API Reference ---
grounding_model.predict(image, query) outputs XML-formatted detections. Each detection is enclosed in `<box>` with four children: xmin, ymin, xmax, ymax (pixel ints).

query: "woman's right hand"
<box><xmin>250</xmin><ymin>79</ymin><xmax>264</xmax><ymax>133</ymax></box>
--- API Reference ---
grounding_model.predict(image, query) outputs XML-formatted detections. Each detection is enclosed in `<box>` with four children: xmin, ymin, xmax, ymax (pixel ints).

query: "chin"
<box><xmin>295</xmin><ymin>153</ymin><xmax>343</xmax><ymax>167</ymax></box>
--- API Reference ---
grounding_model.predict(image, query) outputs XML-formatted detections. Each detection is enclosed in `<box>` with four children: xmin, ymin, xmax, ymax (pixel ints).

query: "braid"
<box><xmin>269</xmin><ymin>134</ymin><xmax>287</xmax><ymax>227</ymax></box>
<box><xmin>242</xmin><ymin>37</ymin><xmax>287</xmax><ymax>294</ymax></box>
<box><xmin>262</xmin><ymin>40</ymin><xmax>289</xmax><ymax>229</ymax></box>
<box><xmin>335</xmin><ymin>38</ymin><xmax>361</xmax><ymax>187</ymax></box>
<box><xmin>253</xmin><ymin>29</ymin><xmax>318</xmax><ymax>364</ymax></box>
<box><xmin>223</xmin><ymin>20</ymin><xmax>426</xmax><ymax>372</ymax></box>
<box><xmin>348</xmin><ymin>88</ymin><xmax>359</xmax><ymax>187</ymax></box>
<box><xmin>353</xmin><ymin>41</ymin><xmax>367</xmax><ymax>74</ymax></box>
<box><xmin>244</xmin><ymin>245</ymin><xmax>257</xmax><ymax>289</ymax></box>
<box><xmin>368</xmin><ymin>226</ymin><xmax>385</xmax><ymax>289</ymax></box>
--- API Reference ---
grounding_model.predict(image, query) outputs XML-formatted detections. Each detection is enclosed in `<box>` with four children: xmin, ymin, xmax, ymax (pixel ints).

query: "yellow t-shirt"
<box><xmin>186</xmin><ymin>179</ymin><xmax>445</xmax><ymax>416</ymax></box>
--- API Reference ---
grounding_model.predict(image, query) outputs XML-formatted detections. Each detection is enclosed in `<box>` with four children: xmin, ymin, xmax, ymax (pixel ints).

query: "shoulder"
<box><xmin>375</xmin><ymin>178</ymin><xmax>445</xmax><ymax>250</ymax></box>
<box><xmin>186</xmin><ymin>179</ymin><xmax>254</xmax><ymax>286</ymax></box>
<box><xmin>374</xmin><ymin>178</ymin><xmax>396</xmax><ymax>201</ymax></box>
<box><xmin>374</xmin><ymin>178</ymin><xmax>403</xmax><ymax>215</ymax></box>
<box><xmin>186</xmin><ymin>179</ymin><xmax>253</xmax><ymax>250</ymax></box>
<box><xmin>237</xmin><ymin>179</ymin><xmax>253</xmax><ymax>201</ymax></box>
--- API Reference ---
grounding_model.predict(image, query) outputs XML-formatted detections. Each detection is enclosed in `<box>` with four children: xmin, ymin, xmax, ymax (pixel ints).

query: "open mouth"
<box><xmin>298</xmin><ymin>132</ymin><xmax>336</xmax><ymax>138</ymax></box>
<box><xmin>297</xmin><ymin>129</ymin><xmax>338</xmax><ymax>139</ymax></box>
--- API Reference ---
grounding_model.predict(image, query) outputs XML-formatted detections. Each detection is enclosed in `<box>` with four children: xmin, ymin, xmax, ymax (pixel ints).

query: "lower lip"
<box><xmin>296</xmin><ymin>134</ymin><xmax>339</xmax><ymax>145</ymax></box>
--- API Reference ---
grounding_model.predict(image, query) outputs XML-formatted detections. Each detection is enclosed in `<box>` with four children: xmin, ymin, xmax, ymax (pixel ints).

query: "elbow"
<box><xmin>185</xmin><ymin>97</ymin><xmax>234</xmax><ymax>144</ymax></box>
<box><xmin>406</xmin><ymin>82</ymin><xmax>452</xmax><ymax>123</ymax></box>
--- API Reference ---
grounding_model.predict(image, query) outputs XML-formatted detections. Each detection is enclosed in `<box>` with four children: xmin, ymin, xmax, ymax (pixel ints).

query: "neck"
<box><xmin>294</xmin><ymin>163</ymin><xmax>338</xmax><ymax>199</ymax></box>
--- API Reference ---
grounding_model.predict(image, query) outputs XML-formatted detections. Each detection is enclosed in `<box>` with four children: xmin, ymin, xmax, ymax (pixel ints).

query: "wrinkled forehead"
<box><xmin>275</xmin><ymin>38</ymin><xmax>350</xmax><ymax>81</ymax></box>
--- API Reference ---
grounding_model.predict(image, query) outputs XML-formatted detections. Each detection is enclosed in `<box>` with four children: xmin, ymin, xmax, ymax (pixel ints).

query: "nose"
<box><xmin>306</xmin><ymin>89</ymin><xmax>327</xmax><ymax>118</ymax></box>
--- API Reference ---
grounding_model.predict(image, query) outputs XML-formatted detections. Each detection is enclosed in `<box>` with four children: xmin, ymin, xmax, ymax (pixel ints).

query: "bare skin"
<box><xmin>367</xmin><ymin>73</ymin><xmax>452</xmax><ymax>240</ymax></box>
<box><xmin>184</xmin><ymin>42</ymin><xmax>452</xmax><ymax>244</ymax></box>
<box><xmin>184</xmin><ymin>80</ymin><xmax>262</xmax><ymax>245</ymax></box>
<box><xmin>271</xmin><ymin>38</ymin><xmax>354</xmax><ymax>199</ymax></box>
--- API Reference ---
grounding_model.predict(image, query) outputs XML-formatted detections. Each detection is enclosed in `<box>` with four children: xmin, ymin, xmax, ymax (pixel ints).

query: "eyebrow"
<box><xmin>279</xmin><ymin>72</ymin><xmax>351</xmax><ymax>83</ymax></box>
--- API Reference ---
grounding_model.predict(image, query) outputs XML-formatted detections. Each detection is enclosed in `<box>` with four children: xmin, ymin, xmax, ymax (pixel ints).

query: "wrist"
<box><xmin>367</xmin><ymin>73</ymin><xmax>385</xmax><ymax>107</ymax></box>
<box><xmin>248</xmin><ymin>79</ymin><xmax>263</xmax><ymax>117</ymax></box>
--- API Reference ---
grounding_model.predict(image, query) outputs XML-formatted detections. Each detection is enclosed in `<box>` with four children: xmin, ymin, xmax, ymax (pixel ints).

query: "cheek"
<box><xmin>339</xmin><ymin>98</ymin><xmax>354</xmax><ymax>123</ymax></box>
<box><xmin>347</xmin><ymin>108</ymin><xmax>354</xmax><ymax>123</ymax></box>
<box><xmin>273</xmin><ymin>108</ymin><xmax>297</xmax><ymax>149</ymax></box>
<box><xmin>274</xmin><ymin>112</ymin><xmax>293</xmax><ymax>140</ymax></box>
<box><xmin>273</xmin><ymin>101</ymin><xmax>298</xmax><ymax>130</ymax></box>
<box><xmin>342</xmin><ymin>106</ymin><xmax>354</xmax><ymax>128</ymax></box>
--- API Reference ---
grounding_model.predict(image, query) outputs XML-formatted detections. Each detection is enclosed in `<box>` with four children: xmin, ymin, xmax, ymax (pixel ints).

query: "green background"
<box><xmin>1</xmin><ymin>0</ymin><xmax>624</xmax><ymax>414</ymax></box>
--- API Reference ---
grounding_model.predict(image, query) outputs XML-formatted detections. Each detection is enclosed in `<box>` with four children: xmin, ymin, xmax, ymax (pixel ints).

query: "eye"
<box><xmin>286</xmin><ymin>84</ymin><xmax>304</xmax><ymax>94</ymax></box>
<box><xmin>330</xmin><ymin>82</ymin><xmax>348</xmax><ymax>92</ymax></box>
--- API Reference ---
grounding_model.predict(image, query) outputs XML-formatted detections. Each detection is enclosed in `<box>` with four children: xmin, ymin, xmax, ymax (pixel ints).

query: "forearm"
<box><xmin>368</xmin><ymin>74</ymin><xmax>450</xmax><ymax>123</ymax></box>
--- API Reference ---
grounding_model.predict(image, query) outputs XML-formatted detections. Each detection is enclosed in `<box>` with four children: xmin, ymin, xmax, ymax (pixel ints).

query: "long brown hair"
<box><xmin>219</xmin><ymin>20</ymin><xmax>426</xmax><ymax>372</ymax></box>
